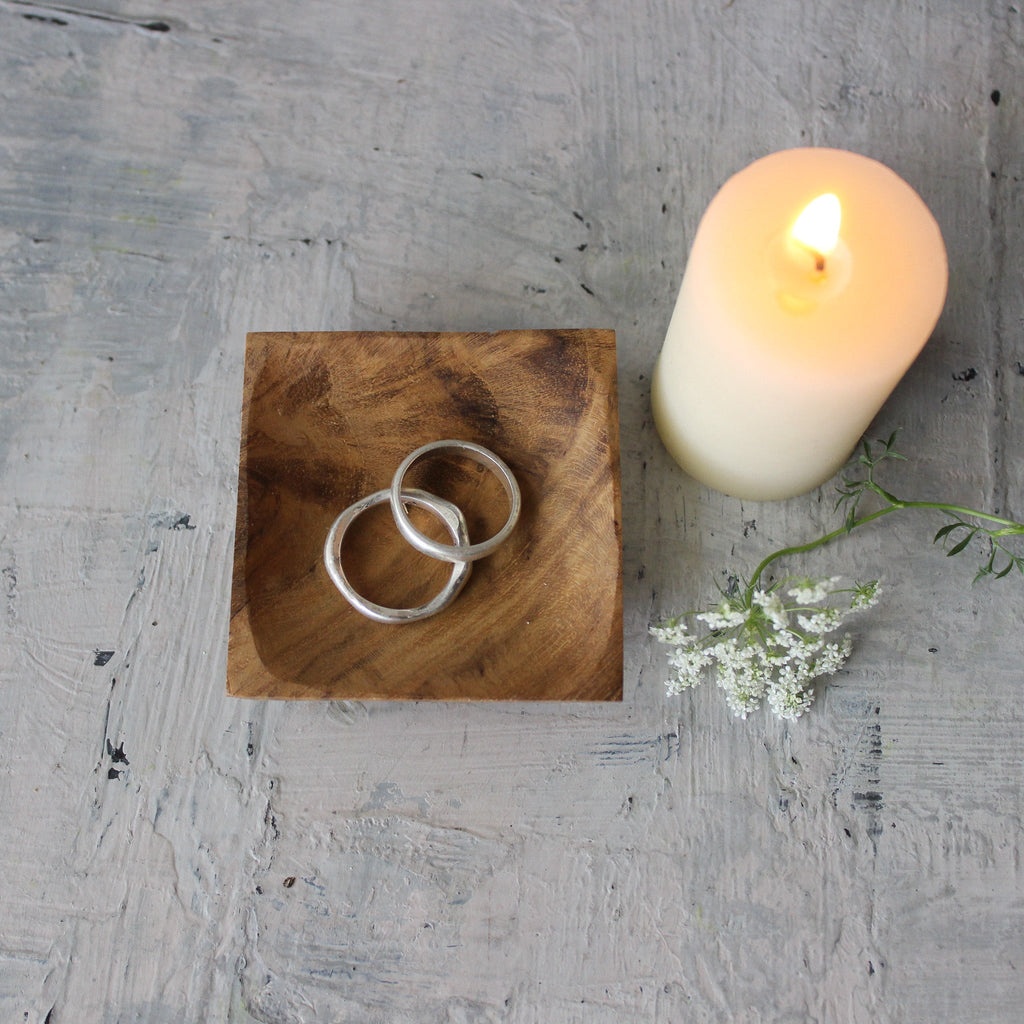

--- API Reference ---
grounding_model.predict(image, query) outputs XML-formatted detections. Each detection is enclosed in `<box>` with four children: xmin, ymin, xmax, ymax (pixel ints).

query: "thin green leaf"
<box><xmin>946</xmin><ymin>534</ymin><xmax>975</xmax><ymax>556</ymax></box>
<box><xmin>933</xmin><ymin>523</ymin><xmax>960</xmax><ymax>543</ymax></box>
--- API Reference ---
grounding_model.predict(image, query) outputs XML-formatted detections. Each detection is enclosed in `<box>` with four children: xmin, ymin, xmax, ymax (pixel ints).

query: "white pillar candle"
<box><xmin>652</xmin><ymin>148</ymin><xmax>947</xmax><ymax>500</ymax></box>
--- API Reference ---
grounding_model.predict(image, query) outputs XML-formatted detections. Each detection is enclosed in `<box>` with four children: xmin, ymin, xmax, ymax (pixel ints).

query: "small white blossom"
<box><xmin>768</xmin><ymin>678</ymin><xmax>814</xmax><ymax>720</ymax></box>
<box><xmin>787</xmin><ymin>576</ymin><xmax>841</xmax><ymax>604</ymax></box>
<box><xmin>666</xmin><ymin>672</ymin><xmax>697</xmax><ymax>696</ymax></box>
<box><xmin>796</xmin><ymin>608</ymin><xmax>842</xmax><ymax>634</ymax></box>
<box><xmin>850</xmin><ymin>580</ymin><xmax>882</xmax><ymax>610</ymax></box>
<box><xmin>696</xmin><ymin>599</ymin><xmax>748</xmax><ymax>630</ymax></box>
<box><xmin>812</xmin><ymin>637</ymin><xmax>853</xmax><ymax>677</ymax></box>
<box><xmin>776</xmin><ymin>631</ymin><xmax>819</xmax><ymax>660</ymax></box>
<box><xmin>752</xmin><ymin>589</ymin><xmax>789</xmax><ymax>630</ymax></box>
<box><xmin>652</xmin><ymin>576</ymin><xmax>877</xmax><ymax>721</ymax></box>
<box><xmin>667</xmin><ymin>644</ymin><xmax>712</xmax><ymax>685</ymax></box>
<box><xmin>649</xmin><ymin>621</ymin><xmax>688</xmax><ymax>645</ymax></box>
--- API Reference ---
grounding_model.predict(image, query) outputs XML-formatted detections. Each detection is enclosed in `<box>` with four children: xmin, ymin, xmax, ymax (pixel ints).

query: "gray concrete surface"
<box><xmin>1</xmin><ymin>1</ymin><xmax>1022</xmax><ymax>1021</ymax></box>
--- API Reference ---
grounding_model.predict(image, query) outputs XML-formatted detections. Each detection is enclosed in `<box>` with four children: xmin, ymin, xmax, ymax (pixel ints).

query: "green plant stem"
<box><xmin>864</xmin><ymin>483</ymin><xmax>1024</xmax><ymax>529</ymax></box>
<box><xmin>745</xmin><ymin>495</ymin><xmax>1024</xmax><ymax>599</ymax></box>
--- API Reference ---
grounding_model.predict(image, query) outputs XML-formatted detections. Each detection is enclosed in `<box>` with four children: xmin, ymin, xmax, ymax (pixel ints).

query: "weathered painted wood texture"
<box><xmin>1</xmin><ymin>1</ymin><xmax>1021</xmax><ymax>1021</ymax></box>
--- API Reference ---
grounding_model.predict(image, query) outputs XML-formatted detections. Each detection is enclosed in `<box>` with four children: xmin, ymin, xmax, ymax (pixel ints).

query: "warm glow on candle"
<box><xmin>653</xmin><ymin>149</ymin><xmax>947</xmax><ymax>500</ymax></box>
<box><xmin>791</xmin><ymin>193</ymin><xmax>841</xmax><ymax>258</ymax></box>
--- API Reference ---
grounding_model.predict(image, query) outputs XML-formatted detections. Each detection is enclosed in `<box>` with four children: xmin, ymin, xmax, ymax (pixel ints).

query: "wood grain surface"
<box><xmin>1</xmin><ymin>2</ymin><xmax>1023</xmax><ymax>1022</ymax></box>
<box><xmin>229</xmin><ymin>330</ymin><xmax>622</xmax><ymax>700</ymax></box>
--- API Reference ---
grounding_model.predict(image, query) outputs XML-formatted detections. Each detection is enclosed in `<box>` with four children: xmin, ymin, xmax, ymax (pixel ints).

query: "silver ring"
<box><xmin>324</xmin><ymin>488</ymin><xmax>472</xmax><ymax>623</ymax></box>
<box><xmin>389</xmin><ymin>440</ymin><xmax>521</xmax><ymax>562</ymax></box>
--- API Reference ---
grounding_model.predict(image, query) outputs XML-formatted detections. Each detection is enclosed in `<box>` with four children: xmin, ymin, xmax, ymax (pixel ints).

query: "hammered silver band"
<box><xmin>389</xmin><ymin>440</ymin><xmax>522</xmax><ymax>563</ymax></box>
<box><xmin>324</xmin><ymin>488</ymin><xmax>472</xmax><ymax>623</ymax></box>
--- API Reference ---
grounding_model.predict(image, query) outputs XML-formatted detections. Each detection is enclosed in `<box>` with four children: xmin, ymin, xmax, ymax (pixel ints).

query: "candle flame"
<box><xmin>791</xmin><ymin>193</ymin><xmax>841</xmax><ymax>258</ymax></box>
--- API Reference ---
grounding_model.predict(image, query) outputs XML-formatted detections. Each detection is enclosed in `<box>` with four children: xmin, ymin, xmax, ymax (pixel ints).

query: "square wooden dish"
<box><xmin>227</xmin><ymin>330</ymin><xmax>622</xmax><ymax>700</ymax></box>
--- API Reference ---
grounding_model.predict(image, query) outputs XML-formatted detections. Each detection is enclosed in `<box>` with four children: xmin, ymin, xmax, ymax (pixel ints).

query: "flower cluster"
<box><xmin>651</xmin><ymin>578</ymin><xmax>880</xmax><ymax>721</ymax></box>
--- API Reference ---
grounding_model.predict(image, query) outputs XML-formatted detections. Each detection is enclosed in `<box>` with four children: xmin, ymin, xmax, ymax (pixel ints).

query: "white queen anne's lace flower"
<box><xmin>650</xmin><ymin>432</ymin><xmax>1024</xmax><ymax>722</ymax></box>
<box><xmin>651</xmin><ymin>576</ymin><xmax>878</xmax><ymax>721</ymax></box>
<box><xmin>696</xmin><ymin>599</ymin><xmax>748</xmax><ymax>630</ymax></box>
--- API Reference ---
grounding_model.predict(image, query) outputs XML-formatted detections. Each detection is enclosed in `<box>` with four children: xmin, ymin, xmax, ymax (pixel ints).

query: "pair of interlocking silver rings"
<box><xmin>323</xmin><ymin>440</ymin><xmax>522</xmax><ymax>624</ymax></box>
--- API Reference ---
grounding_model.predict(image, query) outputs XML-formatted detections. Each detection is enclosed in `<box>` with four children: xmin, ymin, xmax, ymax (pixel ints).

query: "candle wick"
<box><xmin>815</xmin><ymin>254</ymin><xmax>826</xmax><ymax>273</ymax></box>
